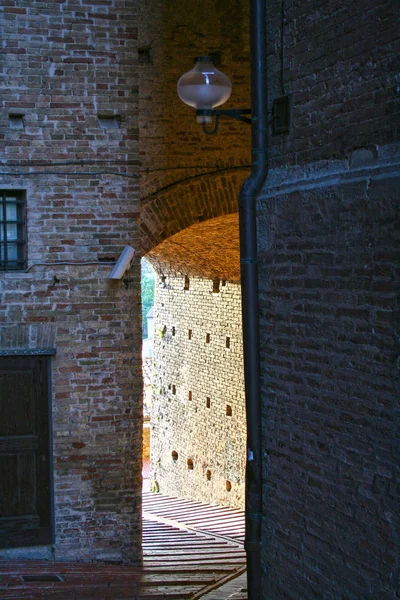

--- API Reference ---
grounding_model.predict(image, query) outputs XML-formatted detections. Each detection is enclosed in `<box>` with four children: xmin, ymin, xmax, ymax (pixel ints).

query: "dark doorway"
<box><xmin>0</xmin><ymin>355</ymin><xmax>53</xmax><ymax>548</ymax></box>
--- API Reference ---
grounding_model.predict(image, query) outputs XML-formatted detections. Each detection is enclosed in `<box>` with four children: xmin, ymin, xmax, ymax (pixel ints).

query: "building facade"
<box><xmin>0</xmin><ymin>0</ymin><xmax>399</xmax><ymax>597</ymax></box>
<box><xmin>0</xmin><ymin>0</ymin><xmax>142</xmax><ymax>563</ymax></box>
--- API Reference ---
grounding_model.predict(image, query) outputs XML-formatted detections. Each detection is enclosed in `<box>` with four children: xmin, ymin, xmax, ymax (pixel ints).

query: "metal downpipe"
<box><xmin>240</xmin><ymin>0</ymin><xmax>268</xmax><ymax>598</ymax></box>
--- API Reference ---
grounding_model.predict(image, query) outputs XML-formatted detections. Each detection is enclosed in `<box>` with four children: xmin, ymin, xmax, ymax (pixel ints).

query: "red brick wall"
<box><xmin>0</xmin><ymin>0</ymin><xmax>142</xmax><ymax>563</ymax></box>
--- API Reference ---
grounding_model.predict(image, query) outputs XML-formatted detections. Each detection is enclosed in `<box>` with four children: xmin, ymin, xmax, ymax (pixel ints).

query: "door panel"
<box><xmin>0</xmin><ymin>454</ymin><xmax>37</xmax><ymax>516</ymax></box>
<box><xmin>0</xmin><ymin>356</ymin><xmax>52</xmax><ymax>548</ymax></box>
<box><xmin>0</xmin><ymin>370</ymin><xmax>35</xmax><ymax>436</ymax></box>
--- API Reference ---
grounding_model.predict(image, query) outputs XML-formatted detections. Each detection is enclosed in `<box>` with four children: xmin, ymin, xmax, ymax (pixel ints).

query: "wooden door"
<box><xmin>0</xmin><ymin>356</ymin><xmax>52</xmax><ymax>548</ymax></box>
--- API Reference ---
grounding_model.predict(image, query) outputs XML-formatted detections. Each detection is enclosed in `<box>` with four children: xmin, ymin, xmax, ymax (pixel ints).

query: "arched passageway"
<box><xmin>142</xmin><ymin>204</ymin><xmax>245</xmax><ymax>509</ymax></box>
<box><xmin>140</xmin><ymin>169</ymin><xmax>246</xmax><ymax>261</ymax></box>
<box><xmin>146</xmin><ymin>212</ymin><xmax>240</xmax><ymax>282</ymax></box>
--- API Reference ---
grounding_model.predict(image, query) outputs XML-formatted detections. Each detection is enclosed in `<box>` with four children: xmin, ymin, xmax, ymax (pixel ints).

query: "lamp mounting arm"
<box><xmin>196</xmin><ymin>108</ymin><xmax>252</xmax><ymax>134</ymax></box>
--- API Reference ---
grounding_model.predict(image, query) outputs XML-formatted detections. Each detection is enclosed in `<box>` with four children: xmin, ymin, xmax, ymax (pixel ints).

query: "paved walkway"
<box><xmin>0</xmin><ymin>562</ymin><xmax>247</xmax><ymax>599</ymax></box>
<box><xmin>0</xmin><ymin>492</ymin><xmax>247</xmax><ymax>599</ymax></box>
<box><xmin>200</xmin><ymin>573</ymin><xmax>247</xmax><ymax>599</ymax></box>
<box><xmin>142</xmin><ymin>491</ymin><xmax>247</xmax><ymax>598</ymax></box>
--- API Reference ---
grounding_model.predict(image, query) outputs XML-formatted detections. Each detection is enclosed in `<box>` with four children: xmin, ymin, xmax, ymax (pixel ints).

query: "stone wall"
<box><xmin>150</xmin><ymin>273</ymin><xmax>246</xmax><ymax>509</ymax></box>
<box><xmin>0</xmin><ymin>0</ymin><xmax>142</xmax><ymax>563</ymax></box>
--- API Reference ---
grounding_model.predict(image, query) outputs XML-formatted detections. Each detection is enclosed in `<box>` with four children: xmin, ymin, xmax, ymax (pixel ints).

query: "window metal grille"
<box><xmin>0</xmin><ymin>191</ymin><xmax>26</xmax><ymax>271</ymax></box>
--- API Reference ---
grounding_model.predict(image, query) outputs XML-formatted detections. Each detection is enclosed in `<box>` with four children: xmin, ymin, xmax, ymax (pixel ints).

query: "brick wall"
<box><xmin>258</xmin><ymin>0</ymin><xmax>400</xmax><ymax>594</ymax></box>
<box><xmin>147</xmin><ymin>213</ymin><xmax>241</xmax><ymax>282</ymax></box>
<box><xmin>138</xmin><ymin>0</ymin><xmax>251</xmax><ymax>200</ymax></box>
<box><xmin>266</xmin><ymin>0</ymin><xmax>399</xmax><ymax>166</ymax></box>
<box><xmin>258</xmin><ymin>164</ymin><xmax>399</xmax><ymax>598</ymax></box>
<box><xmin>150</xmin><ymin>273</ymin><xmax>246</xmax><ymax>509</ymax></box>
<box><xmin>0</xmin><ymin>0</ymin><xmax>142</xmax><ymax>563</ymax></box>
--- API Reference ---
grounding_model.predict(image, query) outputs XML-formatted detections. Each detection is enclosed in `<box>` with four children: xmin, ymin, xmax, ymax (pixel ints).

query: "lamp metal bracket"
<box><xmin>196</xmin><ymin>108</ymin><xmax>252</xmax><ymax>134</ymax></box>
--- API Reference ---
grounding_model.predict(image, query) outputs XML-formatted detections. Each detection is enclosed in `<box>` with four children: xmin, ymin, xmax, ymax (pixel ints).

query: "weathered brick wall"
<box><xmin>0</xmin><ymin>0</ymin><xmax>142</xmax><ymax>563</ymax></box>
<box><xmin>138</xmin><ymin>0</ymin><xmax>251</xmax><ymax>204</ymax></box>
<box><xmin>259</xmin><ymin>165</ymin><xmax>400</xmax><ymax>599</ymax></box>
<box><xmin>150</xmin><ymin>273</ymin><xmax>246</xmax><ymax>509</ymax></box>
<box><xmin>258</xmin><ymin>0</ymin><xmax>400</xmax><ymax>595</ymax></box>
<box><xmin>266</xmin><ymin>0</ymin><xmax>399</xmax><ymax>166</ymax></box>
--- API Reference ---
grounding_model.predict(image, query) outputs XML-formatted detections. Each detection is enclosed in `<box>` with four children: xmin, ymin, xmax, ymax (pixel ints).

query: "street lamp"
<box><xmin>177</xmin><ymin>56</ymin><xmax>251</xmax><ymax>134</ymax></box>
<box><xmin>177</xmin><ymin>13</ymin><xmax>268</xmax><ymax>596</ymax></box>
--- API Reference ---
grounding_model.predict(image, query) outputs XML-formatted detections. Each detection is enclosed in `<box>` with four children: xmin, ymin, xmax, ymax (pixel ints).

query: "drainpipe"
<box><xmin>239</xmin><ymin>0</ymin><xmax>268</xmax><ymax>598</ymax></box>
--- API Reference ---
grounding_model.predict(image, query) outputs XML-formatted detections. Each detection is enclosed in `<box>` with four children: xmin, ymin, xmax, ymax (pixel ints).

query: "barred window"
<box><xmin>0</xmin><ymin>191</ymin><xmax>26</xmax><ymax>271</ymax></box>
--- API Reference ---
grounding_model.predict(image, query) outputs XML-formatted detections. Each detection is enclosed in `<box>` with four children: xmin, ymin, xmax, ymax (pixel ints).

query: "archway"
<box><xmin>142</xmin><ymin>208</ymin><xmax>245</xmax><ymax>510</ymax></box>
<box><xmin>140</xmin><ymin>169</ymin><xmax>246</xmax><ymax>255</ymax></box>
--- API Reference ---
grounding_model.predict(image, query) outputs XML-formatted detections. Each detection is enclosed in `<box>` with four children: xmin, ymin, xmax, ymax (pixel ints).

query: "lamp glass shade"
<box><xmin>177</xmin><ymin>57</ymin><xmax>232</xmax><ymax>122</ymax></box>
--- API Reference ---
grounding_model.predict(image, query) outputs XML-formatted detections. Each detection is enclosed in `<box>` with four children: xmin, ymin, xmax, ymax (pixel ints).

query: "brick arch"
<box><xmin>140</xmin><ymin>169</ymin><xmax>247</xmax><ymax>254</ymax></box>
<box><xmin>146</xmin><ymin>213</ymin><xmax>240</xmax><ymax>282</ymax></box>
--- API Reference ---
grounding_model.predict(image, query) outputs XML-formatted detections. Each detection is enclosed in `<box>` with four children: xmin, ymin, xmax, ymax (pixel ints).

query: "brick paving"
<box><xmin>200</xmin><ymin>573</ymin><xmax>247</xmax><ymax>600</ymax></box>
<box><xmin>0</xmin><ymin>493</ymin><xmax>247</xmax><ymax>599</ymax></box>
<box><xmin>0</xmin><ymin>562</ymin><xmax>247</xmax><ymax>599</ymax></box>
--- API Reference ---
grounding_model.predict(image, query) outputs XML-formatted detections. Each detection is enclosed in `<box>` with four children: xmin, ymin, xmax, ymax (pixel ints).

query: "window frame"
<box><xmin>0</xmin><ymin>190</ymin><xmax>27</xmax><ymax>272</ymax></box>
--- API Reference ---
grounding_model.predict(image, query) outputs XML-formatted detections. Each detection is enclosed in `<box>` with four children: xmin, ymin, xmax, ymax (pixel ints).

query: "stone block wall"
<box><xmin>0</xmin><ymin>0</ymin><xmax>142</xmax><ymax>563</ymax></box>
<box><xmin>150</xmin><ymin>273</ymin><xmax>246</xmax><ymax>509</ymax></box>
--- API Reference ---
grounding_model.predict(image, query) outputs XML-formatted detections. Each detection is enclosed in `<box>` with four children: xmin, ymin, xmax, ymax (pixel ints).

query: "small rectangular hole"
<box><xmin>184</xmin><ymin>275</ymin><xmax>190</xmax><ymax>290</ymax></box>
<box><xmin>272</xmin><ymin>95</ymin><xmax>291</xmax><ymax>135</ymax></box>
<box><xmin>98</xmin><ymin>256</ymin><xmax>116</xmax><ymax>262</ymax></box>
<box><xmin>138</xmin><ymin>47</ymin><xmax>152</xmax><ymax>64</ymax></box>
<box><xmin>206</xmin><ymin>397</ymin><xmax>211</xmax><ymax>408</ymax></box>
<box><xmin>9</xmin><ymin>114</ymin><xmax>24</xmax><ymax>129</ymax></box>
<box><xmin>212</xmin><ymin>278</ymin><xmax>220</xmax><ymax>293</ymax></box>
<box><xmin>226</xmin><ymin>405</ymin><xmax>232</xmax><ymax>416</ymax></box>
<box><xmin>188</xmin><ymin>329</ymin><xmax>192</xmax><ymax>340</ymax></box>
<box><xmin>226</xmin><ymin>337</ymin><xmax>230</xmax><ymax>349</ymax></box>
<box><xmin>206</xmin><ymin>333</ymin><xmax>210</xmax><ymax>344</ymax></box>
<box><xmin>98</xmin><ymin>115</ymin><xmax>121</xmax><ymax>129</ymax></box>
<box><xmin>188</xmin><ymin>391</ymin><xmax>192</xmax><ymax>401</ymax></box>
<box><xmin>172</xmin><ymin>385</ymin><xmax>176</xmax><ymax>395</ymax></box>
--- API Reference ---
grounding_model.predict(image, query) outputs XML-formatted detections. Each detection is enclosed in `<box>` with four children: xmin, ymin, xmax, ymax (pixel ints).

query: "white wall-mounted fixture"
<box><xmin>177</xmin><ymin>56</ymin><xmax>232</xmax><ymax>123</ymax></box>
<box><xmin>108</xmin><ymin>245</ymin><xmax>135</xmax><ymax>279</ymax></box>
<box><xmin>177</xmin><ymin>56</ymin><xmax>251</xmax><ymax>134</ymax></box>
